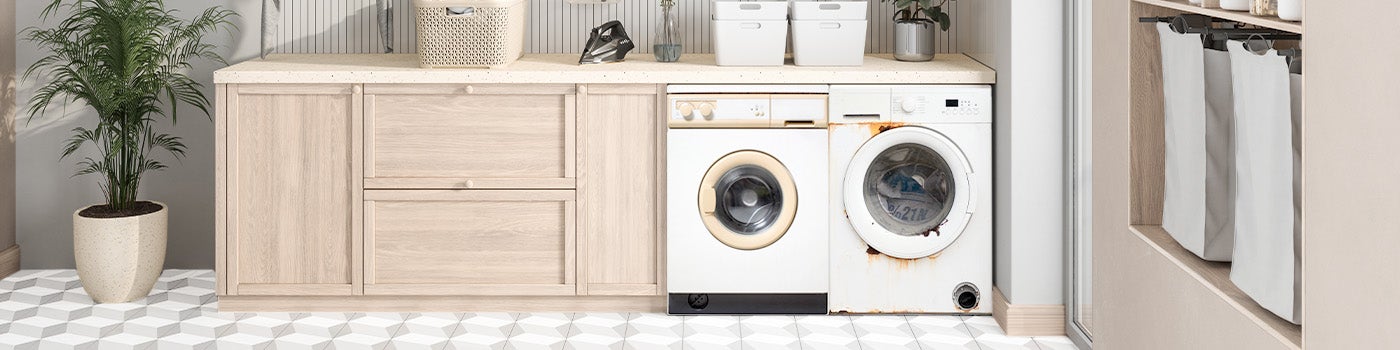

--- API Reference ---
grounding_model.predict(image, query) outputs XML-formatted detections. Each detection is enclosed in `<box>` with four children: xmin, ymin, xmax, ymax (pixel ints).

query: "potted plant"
<box><xmin>884</xmin><ymin>0</ymin><xmax>952</xmax><ymax>61</ymax></box>
<box><xmin>24</xmin><ymin>0</ymin><xmax>234</xmax><ymax>303</ymax></box>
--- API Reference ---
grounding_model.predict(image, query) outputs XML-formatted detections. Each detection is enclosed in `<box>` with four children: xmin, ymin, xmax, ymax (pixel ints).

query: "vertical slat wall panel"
<box><xmin>268</xmin><ymin>0</ymin><xmax>960</xmax><ymax>54</ymax></box>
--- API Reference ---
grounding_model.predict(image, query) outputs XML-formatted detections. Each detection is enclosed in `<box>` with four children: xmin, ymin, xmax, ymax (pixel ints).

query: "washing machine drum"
<box><xmin>845</xmin><ymin>126</ymin><xmax>975</xmax><ymax>259</ymax></box>
<box><xmin>698</xmin><ymin>150</ymin><xmax>798</xmax><ymax>250</ymax></box>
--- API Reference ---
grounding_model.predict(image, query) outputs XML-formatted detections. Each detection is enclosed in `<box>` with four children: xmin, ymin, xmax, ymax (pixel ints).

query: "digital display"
<box><xmin>945</xmin><ymin>99</ymin><xmax>960</xmax><ymax>107</ymax></box>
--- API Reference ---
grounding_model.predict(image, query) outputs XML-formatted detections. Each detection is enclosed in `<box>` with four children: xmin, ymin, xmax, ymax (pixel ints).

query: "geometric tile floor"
<box><xmin>0</xmin><ymin>270</ymin><xmax>1079</xmax><ymax>350</ymax></box>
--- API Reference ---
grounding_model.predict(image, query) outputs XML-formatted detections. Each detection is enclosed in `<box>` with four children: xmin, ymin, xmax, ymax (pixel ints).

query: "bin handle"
<box><xmin>446</xmin><ymin>7</ymin><xmax>476</xmax><ymax>16</ymax></box>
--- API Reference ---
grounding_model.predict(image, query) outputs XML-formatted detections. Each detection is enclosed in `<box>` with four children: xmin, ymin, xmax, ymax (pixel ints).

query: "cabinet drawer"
<box><xmin>365</xmin><ymin>84</ymin><xmax>577</xmax><ymax>189</ymax></box>
<box><xmin>364</xmin><ymin>190</ymin><xmax>576</xmax><ymax>296</ymax></box>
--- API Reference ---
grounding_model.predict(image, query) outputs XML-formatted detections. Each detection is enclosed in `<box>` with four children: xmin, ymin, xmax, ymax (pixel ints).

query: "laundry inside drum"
<box><xmin>863</xmin><ymin>143</ymin><xmax>955</xmax><ymax>236</ymax></box>
<box><xmin>715</xmin><ymin>165</ymin><xmax>784</xmax><ymax>234</ymax></box>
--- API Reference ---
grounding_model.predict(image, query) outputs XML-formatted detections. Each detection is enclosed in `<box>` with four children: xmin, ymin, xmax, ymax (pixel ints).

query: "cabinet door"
<box><xmin>576</xmin><ymin>84</ymin><xmax>665</xmax><ymax>296</ymax></box>
<box><xmin>364</xmin><ymin>190</ymin><xmax>576</xmax><ymax>296</ymax></box>
<box><xmin>363</xmin><ymin>84</ymin><xmax>576</xmax><ymax>190</ymax></box>
<box><xmin>224</xmin><ymin>84</ymin><xmax>362</xmax><ymax>296</ymax></box>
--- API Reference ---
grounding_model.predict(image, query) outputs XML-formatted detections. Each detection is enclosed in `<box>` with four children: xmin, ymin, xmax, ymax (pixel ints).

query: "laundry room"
<box><xmin>0</xmin><ymin>0</ymin><xmax>1396</xmax><ymax>349</ymax></box>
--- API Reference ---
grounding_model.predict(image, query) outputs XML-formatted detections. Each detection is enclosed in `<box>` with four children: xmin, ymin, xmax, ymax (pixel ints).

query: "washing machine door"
<box><xmin>698</xmin><ymin>150</ymin><xmax>799</xmax><ymax>250</ymax></box>
<box><xmin>844</xmin><ymin>126</ymin><xmax>975</xmax><ymax>259</ymax></box>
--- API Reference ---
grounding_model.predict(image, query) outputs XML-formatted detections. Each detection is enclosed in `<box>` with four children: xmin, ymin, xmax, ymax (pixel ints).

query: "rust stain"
<box><xmin>862</xmin><ymin>121</ymin><xmax>907</xmax><ymax>137</ymax></box>
<box><xmin>866</xmin><ymin>245</ymin><xmax>881</xmax><ymax>255</ymax></box>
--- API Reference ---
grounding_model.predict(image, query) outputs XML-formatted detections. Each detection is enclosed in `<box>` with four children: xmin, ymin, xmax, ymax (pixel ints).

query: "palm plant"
<box><xmin>24</xmin><ymin>0</ymin><xmax>236</xmax><ymax>215</ymax></box>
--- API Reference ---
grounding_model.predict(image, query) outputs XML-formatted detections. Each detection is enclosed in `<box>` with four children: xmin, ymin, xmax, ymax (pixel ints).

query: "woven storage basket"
<box><xmin>415</xmin><ymin>0</ymin><xmax>528</xmax><ymax>68</ymax></box>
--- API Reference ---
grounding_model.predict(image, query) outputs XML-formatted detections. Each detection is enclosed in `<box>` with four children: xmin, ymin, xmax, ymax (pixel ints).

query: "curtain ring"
<box><xmin>1244</xmin><ymin>33</ymin><xmax>1273</xmax><ymax>56</ymax></box>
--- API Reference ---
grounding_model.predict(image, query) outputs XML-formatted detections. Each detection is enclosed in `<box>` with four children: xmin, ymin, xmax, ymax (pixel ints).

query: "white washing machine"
<box><xmin>666</xmin><ymin>85</ymin><xmax>830</xmax><ymax>314</ymax></box>
<box><xmin>828</xmin><ymin>85</ymin><xmax>993</xmax><ymax>314</ymax></box>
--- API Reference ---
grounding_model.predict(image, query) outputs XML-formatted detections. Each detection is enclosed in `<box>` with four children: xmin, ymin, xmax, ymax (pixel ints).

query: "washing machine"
<box><xmin>828</xmin><ymin>85</ymin><xmax>992</xmax><ymax>314</ymax></box>
<box><xmin>666</xmin><ymin>85</ymin><xmax>830</xmax><ymax>314</ymax></box>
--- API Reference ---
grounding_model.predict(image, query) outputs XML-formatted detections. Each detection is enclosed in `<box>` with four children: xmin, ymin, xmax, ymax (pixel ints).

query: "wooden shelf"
<box><xmin>1134</xmin><ymin>0</ymin><xmax>1303</xmax><ymax>34</ymax></box>
<box><xmin>1129</xmin><ymin>225</ymin><xmax>1302</xmax><ymax>350</ymax></box>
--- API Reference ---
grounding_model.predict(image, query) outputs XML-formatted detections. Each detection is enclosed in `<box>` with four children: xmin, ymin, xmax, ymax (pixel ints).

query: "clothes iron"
<box><xmin>580</xmin><ymin>20</ymin><xmax>636</xmax><ymax>64</ymax></box>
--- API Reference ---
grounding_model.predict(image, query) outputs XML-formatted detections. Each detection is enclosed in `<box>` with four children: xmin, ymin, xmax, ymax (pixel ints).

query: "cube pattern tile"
<box><xmin>0</xmin><ymin>270</ymin><xmax>1078</xmax><ymax>350</ymax></box>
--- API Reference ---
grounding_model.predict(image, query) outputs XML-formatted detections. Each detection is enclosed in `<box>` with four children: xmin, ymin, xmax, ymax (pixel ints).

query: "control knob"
<box><xmin>677</xmin><ymin>102</ymin><xmax>695</xmax><ymax>120</ymax></box>
<box><xmin>900</xmin><ymin>99</ymin><xmax>918</xmax><ymax>113</ymax></box>
<box><xmin>698</xmin><ymin>103</ymin><xmax>715</xmax><ymax>120</ymax></box>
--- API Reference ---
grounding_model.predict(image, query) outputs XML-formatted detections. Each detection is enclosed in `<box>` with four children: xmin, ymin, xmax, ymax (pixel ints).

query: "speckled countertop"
<box><xmin>213</xmin><ymin>54</ymin><xmax>995</xmax><ymax>84</ymax></box>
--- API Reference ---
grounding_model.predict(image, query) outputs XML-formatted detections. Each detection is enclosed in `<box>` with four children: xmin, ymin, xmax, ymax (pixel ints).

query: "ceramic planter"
<box><xmin>73</xmin><ymin>202</ymin><xmax>167</xmax><ymax>303</ymax></box>
<box><xmin>894</xmin><ymin>20</ymin><xmax>936</xmax><ymax>62</ymax></box>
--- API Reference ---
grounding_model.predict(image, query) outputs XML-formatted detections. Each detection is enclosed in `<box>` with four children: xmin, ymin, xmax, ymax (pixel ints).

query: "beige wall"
<box><xmin>1302</xmin><ymin>1</ymin><xmax>1400</xmax><ymax>348</ymax></box>
<box><xmin>1088</xmin><ymin>0</ymin><xmax>1131</xmax><ymax>346</ymax></box>
<box><xmin>1</xmin><ymin>0</ymin><xmax>16</xmax><ymax>250</ymax></box>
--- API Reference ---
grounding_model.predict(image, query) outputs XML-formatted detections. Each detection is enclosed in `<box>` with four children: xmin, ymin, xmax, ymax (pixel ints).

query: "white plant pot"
<box><xmin>73</xmin><ymin>202</ymin><xmax>167</xmax><ymax>303</ymax></box>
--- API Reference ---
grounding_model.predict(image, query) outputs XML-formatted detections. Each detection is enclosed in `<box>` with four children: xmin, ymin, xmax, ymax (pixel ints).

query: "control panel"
<box><xmin>893</xmin><ymin>94</ymin><xmax>986</xmax><ymax>121</ymax></box>
<box><xmin>671</xmin><ymin>96</ymin><xmax>770</xmax><ymax>122</ymax></box>
<box><xmin>829</xmin><ymin>85</ymin><xmax>991</xmax><ymax>124</ymax></box>
<box><xmin>667</xmin><ymin>94</ymin><xmax>828</xmax><ymax>128</ymax></box>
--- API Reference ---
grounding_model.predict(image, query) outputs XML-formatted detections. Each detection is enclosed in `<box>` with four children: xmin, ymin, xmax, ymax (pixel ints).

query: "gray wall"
<box><xmin>958</xmin><ymin>0</ymin><xmax>1066</xmax><ymax>305</ymax></box>
<box><xmin>2</xmin><ymin>0</ymin><xmax>15</xmax><ymax>252</ymax></box>
<box><xmin>15</xmin><ymin>0</ymin><xmax>262</xmax><ymax>269</ymax></box>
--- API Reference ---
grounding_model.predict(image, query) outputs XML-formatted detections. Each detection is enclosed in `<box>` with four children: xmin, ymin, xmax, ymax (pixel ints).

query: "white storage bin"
<box><xmin>415</xmin><ymin>0</ymin><xmax>528</xmax><ymax>68</ymax></box>
<box><xmin>791</xmin><ymin>1</ymin><xmax>867</xmax><ymax>20</ymax></box>
<box><xmin>713</xmin><ymin>19</ymin><xmax>789</xmax><ymax>66</ymax></box>
<box><xmin>713</xmin><ymin>1</ymin><xmax>790</xmax><ymax>20</ymax></box>
<box><xmin>713</xmin><ymin>0</ymin><xmax>788</xmax><ymax>66</ymax></box>
<box><xmin>789</xmin><ymin>1</ymin><xmax>866</xmax><ymax>66</ymax></box>
<box><xmin>792</xmin><ymin>20</ymin><xmax>867</xmax><ymax>66</ymax></box>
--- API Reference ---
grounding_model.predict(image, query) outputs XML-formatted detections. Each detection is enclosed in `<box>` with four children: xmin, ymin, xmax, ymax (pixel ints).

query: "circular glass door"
<box><xmin>698</xmin><ymin>151</ymin><xmax>798</xmax><ymax>250</ymax></box>
<box><xmin>844</xmin><ymin>126</ymin><xmax>974</xmax><ymax>259</ymax></box>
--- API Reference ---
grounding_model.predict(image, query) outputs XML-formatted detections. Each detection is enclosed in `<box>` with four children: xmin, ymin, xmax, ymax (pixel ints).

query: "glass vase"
<box><xmin>653</xmin><ymin>5</ymin><xmax>682</xmax><ymax>62</ymax></box>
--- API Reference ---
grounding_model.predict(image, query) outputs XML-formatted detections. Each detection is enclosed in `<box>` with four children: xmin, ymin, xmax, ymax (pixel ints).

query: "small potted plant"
<box><xmin>884</xmin><ymin>0</ymin><xmax>952</xmax><ymax>61</ymax></box>
<box><xmin>24</xmin><ymin>0</ymin><xmax>234</xmax><ymax>303</ymax></box>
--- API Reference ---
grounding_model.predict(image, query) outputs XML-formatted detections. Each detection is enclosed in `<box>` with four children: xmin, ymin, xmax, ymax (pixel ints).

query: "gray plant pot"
<box><xmin>894</xmin><ymin>20</ymin><xmax>937</xmax><ymax>62</ymax></box>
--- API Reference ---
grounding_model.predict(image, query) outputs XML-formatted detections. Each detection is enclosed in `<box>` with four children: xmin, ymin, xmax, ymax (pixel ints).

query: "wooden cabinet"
<box><xmin>363</xmin><ymin>84</ymin><xmax>576</xmax><ymax>189</ymax></box>
<box><xmin>576</xmin><ymin>85</ymin><xmax>665</xmax><ymax>296</ymax></box>
<box><xmin>216</xmin><ymin>82</ymin><xmax>664</xmax><ymax>308</ymax></box>
<box><xmin>219</xmin><ymin>84</ymin><xmax>363</xmax><ymax>296</ymax></box>
<box><xmin>364</xmin><ymin>190</ymin><xmax>576</xmax><ymax>296</ymax></box>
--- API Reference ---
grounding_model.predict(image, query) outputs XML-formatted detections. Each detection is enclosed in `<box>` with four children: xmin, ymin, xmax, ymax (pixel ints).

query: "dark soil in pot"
<box><xmin>79</xmin><ymin>201</ymin><xmax>164</xmax><ymax>218</ymax></box>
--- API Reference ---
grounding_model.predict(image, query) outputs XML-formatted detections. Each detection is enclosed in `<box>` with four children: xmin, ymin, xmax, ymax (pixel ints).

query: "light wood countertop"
<box><xmin>214</xmin><ymin>54</ymin><xmax>995</xmax><ymax>84</ymax></box>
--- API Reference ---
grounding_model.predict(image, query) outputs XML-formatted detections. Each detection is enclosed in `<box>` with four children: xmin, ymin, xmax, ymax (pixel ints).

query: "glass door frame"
<box><xmin>1064</xmin><ymin>0</ymin><xmax>1094</xmax><ymax>347</ymax></box>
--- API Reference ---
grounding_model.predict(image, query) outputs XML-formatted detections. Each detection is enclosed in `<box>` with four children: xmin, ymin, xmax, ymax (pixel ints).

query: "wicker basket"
<box><xmin>415</xmin><ymin>0</ymin><xmax>528</xmax><ymax>68</ymax></box>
